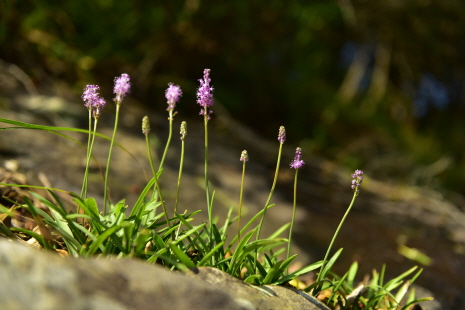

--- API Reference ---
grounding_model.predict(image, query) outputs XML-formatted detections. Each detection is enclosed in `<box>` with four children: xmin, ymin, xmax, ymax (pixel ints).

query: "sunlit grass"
<box><xmin>0</xmin><ymin>70</ymin><xmax>432</xmax><ymax>310</ymax></box>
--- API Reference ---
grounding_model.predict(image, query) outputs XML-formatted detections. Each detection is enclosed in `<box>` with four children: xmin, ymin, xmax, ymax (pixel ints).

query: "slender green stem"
<box><xmin>317</xmin><ymin>191</ymin><xmax>358</xmax><ymax>283</ymax></box>
<box><xmin>151</xmin><ymin>110</ymin><xmax>174</xmax><ymax>201</ymax></box>
<box><xmin>103</xmin><ymin>103</ymin><xmax>121</xmax><ymax>214</ymax></box>
<box><xmin>287</xmin><ymin>168</ymin><xmax>299</xmax><ymax>274</ymax></box>
<box><xmin>238</xmin><ymin>159</ymin><xmax>246</xmax><ymax>242</ymax></box>
<box><xmin>159</xmin><ymin>110</ymin><xmax>174</xmax><ymax>171</ymax></box>
<box><xmin>153</xmin><ymin>173</ymin><xmax>172</xmax><ymax>238</ymax></box>
<box><xmin>254</xmin><ymin>142</ymin><xmax>283</xmax><ymax>272</ymax></box>
<box><xmin>145</xmin><ymin>133</ymin><xmax>156</xmax><ymax>195</ymax></box>
<box><xmin>174</xmin><ymin>136</ymin><xmax>185</xmax><ymax>216</ymax></box>
<box><xmin>203</xmin><ymin>112</ymin><xmax>213</xmax><ymax>251</ymax></box>
<box><xmin>174</xmin><ymin>121</ymin><xmax>187</xmax><ymax>239</ymax></box>
<box><xmin>81</xmin><ymin>109</ymin><xmax>93</xmax><ymax>198</ymax></box>
<box><xmin>256</xmin><ymin>142</ymin><xmax>283</xmax><ymax>240</ymax></box>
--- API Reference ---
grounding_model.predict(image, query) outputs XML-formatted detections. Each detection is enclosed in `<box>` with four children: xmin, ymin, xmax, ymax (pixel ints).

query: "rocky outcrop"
<box><xmin>0</xmin><ymin>240</ymin><xmax>329</xmax><ymax>310</ymax></box>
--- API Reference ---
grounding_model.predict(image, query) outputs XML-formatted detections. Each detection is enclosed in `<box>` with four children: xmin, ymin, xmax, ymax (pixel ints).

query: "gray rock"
<box><xmin>186</xmin><ymin>266</ymin><xmax>329</xmax><ymax>310</ymax></box>
<box><xmin>0</xmin><ymin>240</ymin><xmax>329</xmax><ymax>310</ymax></box>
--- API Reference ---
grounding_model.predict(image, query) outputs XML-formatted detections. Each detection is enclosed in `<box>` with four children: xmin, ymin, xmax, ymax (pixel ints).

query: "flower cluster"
<box><xmin>113</xmin><ymin>73</ymin><xmax>131</xmax><ymax>103</ymax></box>
<box><xmin>165</xmin><ymin>83</ymin><xmax>182</xmax><ymax>111</ymax></box>
<box><xmin>240</xmin><ymin>150</ymin><xmax>249</xmax><ymax>162</ymax></box>
<box><xmin>82</xmin><ymin>85</ymin><xmax>106</xmax><ymax>118</ymax></box>
<box><xmin>197</xmin><ymin>69</ymin><xmax>214</xmax><ymax>120</ymax></box>
<box><xmin>278</xmin><ymin>126</ymin><xmax>286</xmax><ymax>144</ymax></box>
<box><xmin>290</xmin><ymin>147</ymin><xmax>305</xmax><ymax>169</ymax></box>
<box><xmin>351</xmin><ymin>169</ymin><xmax>364</xmax><ymax>194</ymax></box>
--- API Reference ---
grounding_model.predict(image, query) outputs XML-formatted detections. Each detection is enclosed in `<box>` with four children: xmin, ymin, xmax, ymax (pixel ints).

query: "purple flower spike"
<box><xmin>240</xmin><ymin>150</ymin><xmax>249</xmax><ymax>162</ymax></box>
<box><xmin>92</xmin><ymin>97</ymin><xmax>106</xmax><ymax>118</ymax></box>
<box><xmin>82</xmin><ymin>85</ymin><xmax>101</xmax><ymax>110</ymax></box>
<box><xmin>82</xmin><ymin>85</ymin><xmax>106</xmax><ymax>118</ymax></box>
<box><xmin>113</xmin><ymin>73</ymin><xmax>131</xmax><ymax>103</ymax></box>
<box><xmin>165</xmin><ymin>83</ymin><xmax>182</xmax><ymax>111</ymax></box>
<box><xmin>278</xmin><ymin>126</ymin><xmax>286</xmax><ymax>144</ymax></box>
<box><xmin>290</xmin><ymin>147</ymin><xmax>305</xmax><ymax>169</ymax></box>
<box><xmin>197</xmin><ymin>69</ymin><xmax>214</xmax><ymax>120</ymax></box>
<box><xmin>351</xmin><ymin>169</ymin><xmax>364</xmax><ymax>194</ymax></box>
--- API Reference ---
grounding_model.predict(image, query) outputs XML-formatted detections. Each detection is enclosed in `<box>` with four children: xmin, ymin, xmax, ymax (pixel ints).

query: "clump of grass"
<box><xmin>0</xmin><ymin>70</ymin><xmax>432</xmax><ymax>310</ymax></box>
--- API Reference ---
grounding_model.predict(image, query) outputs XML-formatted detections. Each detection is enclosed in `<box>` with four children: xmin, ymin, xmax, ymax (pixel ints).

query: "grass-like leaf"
<box><xmin>384</xmin><ymin>266</ymin><xmax>417</xmax><ymax>292</ymax></box>
<box><xmin>86</xmin><ymin>223</ymin><xmax>127</xmax><ymax>256</ymax></box>
<box><xmin>227</xmin><ymin>228</ymin><xmax>256</xmax><ymax>275</ymax></box>
<box><xmin>170</xmin><ymin>243</ymin><xmax>196</xmax><ymax>269</ymax></box>
<box><xmin>273</xmin><ymin>260</ymin><xmax>324</xmax><ymax>285</ymax></box>
<box><xmin>9</xmin><ymin>227</ymin><xmax>47</xmax><ymax>248</ymax></box>
<box><xmin>197</xmin><ymin>241</ymin><xmax>225</xmax><ymax>266</ymax></box>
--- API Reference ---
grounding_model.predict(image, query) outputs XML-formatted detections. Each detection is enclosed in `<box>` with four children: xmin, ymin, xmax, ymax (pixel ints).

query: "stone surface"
<box><xmin>0</xmin><ymin>240</ymin><xmax>329</xmax><ymax>310</ymax></box>
<box><xmin>186</xmin><ymin>266</ymin><xmax>329</xmax><ymax>310</ymax></box>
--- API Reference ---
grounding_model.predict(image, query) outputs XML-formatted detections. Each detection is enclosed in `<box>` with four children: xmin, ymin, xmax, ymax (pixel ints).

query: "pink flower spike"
<box><xmin>82</xmin><ymin>85</ymin><xmax>101</xmax><ymax>110</ymax></box>
<box><xmin>113</xmin><ymin>73</ymin><xmax>131</xmax><ymax>103</ymax></box>
<box><xmin>197</xmin><ymin>69</ymin><xmax>214</xmax><ymax>119</ymax></box>
<box><xmin>165</xmin><ymin>83</ymin><xmax>183</xmax><ymax>110</ymax></box>
<box><xmin>290</xmin><ymin>147</ymin><xmax>305</xmax><ymax>169</ymax></box>
<box><xmin>351</xmin><ymin>169</ymin><xmax>364</xmax><ymax>194</ymax></box>
<box><xmin>82</xmin><ymin>84</ymin><xmax>106</xmax><ymax>118</ymax></box>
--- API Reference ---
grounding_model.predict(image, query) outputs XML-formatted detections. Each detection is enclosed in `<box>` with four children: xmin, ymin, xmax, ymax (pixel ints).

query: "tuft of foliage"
<box><xmin>0</xmin><ymin>70</ymin><xmax>432</xmax><ymax>309</ymax></box>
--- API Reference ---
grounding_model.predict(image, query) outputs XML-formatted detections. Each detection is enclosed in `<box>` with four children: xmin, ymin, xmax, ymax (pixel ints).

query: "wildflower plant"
<box><xmin>103</xmin><ymin>73</ymin><xmax>131</xmax><ymax>213</ymax></box>
<box><xmin>315</xmin><ymin>169</ymin><xmax>365</xmax><ymax>292</ymax></box>
<box><xmin>238</xmin><ymin>150</ymin><xmax>249</xmax><ymax>242</ymax></box>
<box><xmin>287</xmin><ymin>147</ymin><xmax>305</xmax><ymax>273</ymax></box>
<box><xmin>197</xmin><ymin>69</ymin><xmax>215</xmax><ymax>255</ymax></box>
<box><xmin>81</xmin><ymin>84</ymin><xmax>106</xmax><ymax>199</ymax></box>
<box><xmin>159</xmin><ymin>83</ymin><xmax>182</xmax><ymax>170</ymax></box>
<box><xmin>254</xmin><ymin>126</ymin><xmax>286</xmax><ymax>274</ymax></box>
<box><xmin>174</xmin><ymin>121</ymin><xmax>187</xmax><ymax>217</ymax></box>
<box><xmin>0</xmin><ymin>69</ymin><xmax>433</xmax><ymax>310</ymax></box>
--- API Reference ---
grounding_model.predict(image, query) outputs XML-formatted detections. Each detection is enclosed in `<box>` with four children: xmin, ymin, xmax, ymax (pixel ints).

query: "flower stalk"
<box><xmin>238</xmin><ymin>150</ymin><xmax>248</xmax><ymax>242</ymax></box>
<box><xmin>174</xmin><ymin>121</ymin><xmax>187</xmax><ymax>217</ymax></box>
<box><xmin>159</xmin><ymin>83</ymin><xmax>182</xmax><ymax>170</ymax></box>
<box><xmin>197</xmin><ymin>69</ymin><xmax>215</xmax><ymax>248</ymax></box>
<box><xmin>254</xmin><ymin>126</ymin><xmax>285</xmax><ymax>272</ymax></box>
<box><xmin>81</xmin><ymin>85</ymin><xmax>106</xmax><ymax>199</ymax></box>
<box><xmin>287</xmin><ymin>147</ymin><xmax>305</xmax><ymax>273</ymax></box>
<box><xmin>103</xmin><ymin>73</ymin><xmax>130</xmax><ymax>214</ymax></box>
<box><xmin>316</xmin><ymin>169</ymin><xmax>364</xmax><ymax>284</ymax></box>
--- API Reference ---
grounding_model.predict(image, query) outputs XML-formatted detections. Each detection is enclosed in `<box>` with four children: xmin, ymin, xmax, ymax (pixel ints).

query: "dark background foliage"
<box><xmin>3</xmin><ymin>0</ymin><xmax>465</xmax><ymax>198</ymax></box>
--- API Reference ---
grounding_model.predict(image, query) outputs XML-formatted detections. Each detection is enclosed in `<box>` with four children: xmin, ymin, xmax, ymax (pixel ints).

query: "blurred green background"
<box><xmin>2</xmin><ymin>0</ymin><xmax>465</xmax><ymax>198</ymax></box>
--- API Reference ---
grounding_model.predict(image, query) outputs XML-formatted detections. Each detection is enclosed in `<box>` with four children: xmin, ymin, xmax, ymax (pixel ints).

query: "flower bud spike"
<box><xmin>351</xmin><ymin>169</ymin><xmax>364</xmax><ymax>195</ymax></box>
<box><xmin>142</xmin><ymin>116</ymin><xmax>150</xmax><ymax>135</ymax></box>
<box><xmin>180</xmin><ymin>121</ymin><xmax>187</xmax><ymax>141</ymax></box>
<box><xmin>240</xmin><ymin>150</ymin><xmax>249</xmax><ymax>162</ymax></box>
<box><xmin>278</xmin><ymin>126</ymin><xmax>286</xmax><ymax>144</ymax></box>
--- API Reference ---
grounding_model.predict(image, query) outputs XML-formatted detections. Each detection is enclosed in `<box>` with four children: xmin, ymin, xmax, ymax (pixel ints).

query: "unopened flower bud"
<box><xmin>142</xmin><ymin>116</ymin><xmax>150</xmax><ymax>135</ymax></box>
<box><xmin>240</xmin><ymin>150</ymin><xmax>249</xmax><ymax>162</ymax></box>
<box><xmin>278</xmin><ymin>126</ymin><xmax>286</xmax><ymax>144</ymax></box>
<box><xmin>180</xmin><ymin>121</ymin><xmax>187</xmax><ymax>141</ymax></box>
